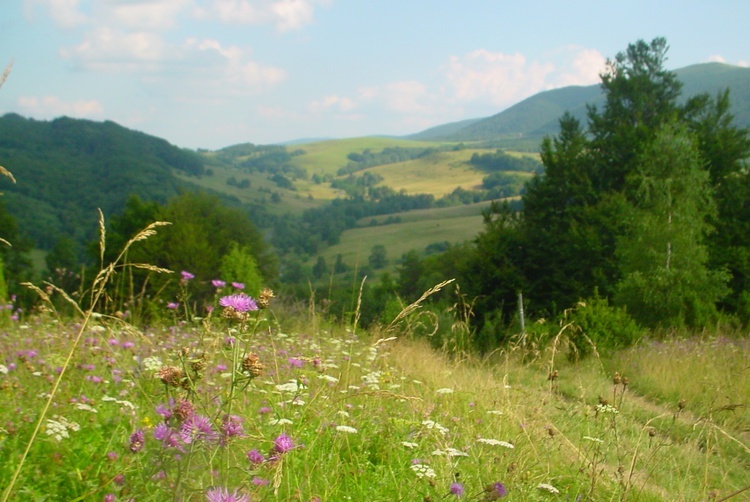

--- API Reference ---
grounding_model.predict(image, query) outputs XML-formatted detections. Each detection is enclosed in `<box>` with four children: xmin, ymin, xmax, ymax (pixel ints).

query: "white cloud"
<box><xmin>208</xmin><ymin>0</ymin><xmax>325</xmax><ymax>31</ymax></box>
<box><xmin>443</xmin><ymin>49</ymin><xmax>554</xmax><ymax>107</ymax></box>
<box><xmin>95</xmin><ymin>0</ymin><xmax>194</xmax><ymax>31</ymax></box>
<box><xmin>60</xmin><ymin>27</ymin><xmax>170</xmax><ymax>72</ymax></box>
<box><xmin>547</xmin><ymin>47</ymin><xmax>606</xmax><ymax>88</ymax></box>
<box><xmin>383</xmin><ymin>80</ymin><xmax>432</xmax><ymax>114</ymax></box>
<box><xmin>308</xmin><ymin>95</ymin><xmax>356</xmax><ymax>113</ymax></box>
<box><xmin>25</xmin><ymin>0</ymin><xmax>88</xmax><ymax>28</ymax></box>
<box><xmin>442</xmin><ymin>46</ymin><xmax>604</xmax><ymax>108</ymax></box>
<box><xmin>708</xmin><ymin>54</ymin><xmax>748</xmax><ymax>67</ymax></box>
<box><xmin>17</xmin><ymin>95</ymin><xmax>104</xmax><ymax>118</ymax></box>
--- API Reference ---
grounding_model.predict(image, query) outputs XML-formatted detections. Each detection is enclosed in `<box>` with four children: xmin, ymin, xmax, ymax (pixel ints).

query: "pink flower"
<box><xmin>205</xmin><ymin>487</ymin><xmax>249</xmax><ymax>502</ymax></box>
<box><xmin>273</xmin><ymin>433</ymin><xmax>294</xmax><ymax>454</ymax></box>
<box><xmin>212</xmin><ymin>279</ymin><xmax>226</xmax><ymax>288</ymax></box>
<box><xmin>181</xmin><ymin>271</ymin><xmax>195</xmax><ymax>282</ymax></box>
<box><xmin>219</xmin><ymin>294</ymin><xmax>258</xmax><ymax>312</ymax></box>
<box><xmin>231</xmin><ymin>282</ymin><xmax>245</xmax><ymax>290</ymax></box>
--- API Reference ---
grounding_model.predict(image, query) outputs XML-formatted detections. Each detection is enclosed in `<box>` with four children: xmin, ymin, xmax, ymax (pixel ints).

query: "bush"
<box><xmin>561</xmin><ymin>295</ymin><xmax>643</xmax><ymax>359</ymax></box>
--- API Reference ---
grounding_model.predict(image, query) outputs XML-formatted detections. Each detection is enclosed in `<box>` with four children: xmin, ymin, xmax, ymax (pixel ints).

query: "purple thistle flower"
<box><xmin>129</xmin><ymin>429</ymin><xmax>145</xmax><ymax>452</ymax></box>
<box><xmin>450</xmin><ymin>482</ymin><xmax>465</xmax><ymax>497</ymax></box>
<box><xmin>219</xmin><ymin>294</ymin><xmax>258</xmax><ymax>312</ymax></box>
<box><xmin>288</xmin><ymin>357</ymin><xmax>304</xmax><ymax>368</ymax></box>
<box><xmin>154</xmin><ymin>423</ymin><xmax>170</xmax><ymax>441</ymax></box>
<box><xmin>212</xmin><ymin>279</ymin><xmax>226</xmax><ymax>288</ymax></box>
<box><xmin>205</xmin><ymin>487</ymin><xmax>249</xmax><ymax>502</ymax></box>
<box><xmin>104</xmin><ymin>494</ymin><xmax>116</xmax><ymax>502</ymax></box>
<box><xmin>273</xmin><ymin>433</ymin><xmax>294</xmax><ymax>454</ymax></box>
<box><xmin>221</xmin><ymin>415</ymin><xmax>245</xmax><ymax>440</ymax></box>
<box><xmin>252</xmin><ymin>476</ymin><xmax>269</xmax><ymax>486</ymax></box>
<box><xmin>180</xmin><ymin>414</ymin><xmax>218</xmax><ymax>444</ymax></box>
<box><xmin>247</xmin><ymin>448</ymin><xmax>265</xmax><ymax>465</ymax></box>
<box><xmin>485</xmin><ymin>481</ymin><xmax>508</xmax><ymax>499</ymax></box>
<box><xmin>167</xmin><ymin>302</ymin><xmax>179</xmax><ymax>310</ymax></box>
<box><xmin>231</xmin><ymin>282</ymin><xmax>245</xmax><ymax>290</ymax></box>
<box><xmin>181</xmin><ymin>271</ymin><xmax>195</xmax><ymax>282</ymax></box>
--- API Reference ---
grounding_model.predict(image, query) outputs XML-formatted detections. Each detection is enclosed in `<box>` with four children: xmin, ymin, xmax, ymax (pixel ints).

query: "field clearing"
<box><xmin>318</xmin><ymin>212</ymin><xmax>486</xmax><ymax>268</ymax></box>
<box><xmin>289</xmin><ymin>137</ymin><xmax>441</xmax><ymax>177</ymax></box>
<box><xmin>366</xmin><ymin>150</ymin><xmax>486</xmax><ymax>196</ymax></box>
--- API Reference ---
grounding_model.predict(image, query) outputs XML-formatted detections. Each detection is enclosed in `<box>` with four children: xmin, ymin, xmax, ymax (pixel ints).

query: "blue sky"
<box><xmin>1</xmin><ymin>1</ymin><xmax>748</xmax><ymax>150</ymax></box>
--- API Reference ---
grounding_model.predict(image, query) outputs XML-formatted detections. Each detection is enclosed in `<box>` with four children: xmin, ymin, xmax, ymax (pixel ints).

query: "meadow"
<box><xmin>1</xmin><ymin>272</ymin><xmax>749</xmax><ymax>501</ymax></box>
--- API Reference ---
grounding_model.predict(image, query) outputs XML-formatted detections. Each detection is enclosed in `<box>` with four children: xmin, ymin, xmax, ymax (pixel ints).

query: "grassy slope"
<box><xmin>187</xmin><ymin>138</ymin><xmax>534</xmax><ymax>268</ymax></box>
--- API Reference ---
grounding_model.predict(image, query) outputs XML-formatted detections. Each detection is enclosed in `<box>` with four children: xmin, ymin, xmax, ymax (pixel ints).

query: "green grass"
<box><xmin>318</xmin><ymin>207</ymin><xmax>487</xmax><ymax>270</ymax></box>
<box><xmin>2</xmin><ymin>298</ymin><xmax>749</xmax><ymax>501</ymax></box>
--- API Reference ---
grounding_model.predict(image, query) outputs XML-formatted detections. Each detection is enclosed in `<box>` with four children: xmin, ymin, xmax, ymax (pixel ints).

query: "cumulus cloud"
<box><xmin>94</xmin><ymin>0</ymin><xmax>194</xmax><ymax>30</ymax></box>
<box><xmin>25</xmin><ymin>0</ymin><xmax>88</xmax><ymax>28</ymax></box>
<box><xmin>708</xmin><ymin>54</ymin><xmax>748</xmax><ymax>67</ymax></box>
<box><xmin>441</xmin><ymin>46</ymin><xmax>604</xmax><ymax>109</ymax></box>
<box><xmin>17</xmin><ymin>95</ymin><xmax>104</xmax><ymax>118</ymax></box>
<box><xmin>206</xmin><ymin>0</ymin><xmax>327</xmax><ymax>31</ymax></box>
<box><xmin>308</xmin><ymin>95</ymin><xmax>356</xmax><ymax>113</ymax></box>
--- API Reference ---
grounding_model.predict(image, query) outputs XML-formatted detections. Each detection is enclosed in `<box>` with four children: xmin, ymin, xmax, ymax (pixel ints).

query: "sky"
<box><xmin>1</xmin><ymin>1</ymin><xmax>749</xmax><ymax>151</ymax></box>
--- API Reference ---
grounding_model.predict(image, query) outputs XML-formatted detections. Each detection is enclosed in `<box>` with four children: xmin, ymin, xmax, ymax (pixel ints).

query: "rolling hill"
<box><xmin>408</xmin><ymin>62</ymin><xmax>750</xmax><ymax>146</ymax></box>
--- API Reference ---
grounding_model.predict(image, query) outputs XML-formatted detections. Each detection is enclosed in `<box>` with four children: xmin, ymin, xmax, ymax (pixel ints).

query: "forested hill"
<box><xmin>409</xmin><ymin>62</ymin><xmax>750</xmax><ymax>144</ymax></box>
<box><xmin>0</xmin><ymin>113</ymin><xmax>206</xmax><ymax>251</ymax></box>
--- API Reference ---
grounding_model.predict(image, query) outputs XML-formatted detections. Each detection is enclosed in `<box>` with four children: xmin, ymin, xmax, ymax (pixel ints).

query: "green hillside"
<box><xmin>413</xmin><ymin>62</ymin><xmax>750</xmax><ymax>147</ymax></box>
<box><xmin>0</xmin><ymin>113</ymin><xmax>206</xmax><ymax>251</ymax></box>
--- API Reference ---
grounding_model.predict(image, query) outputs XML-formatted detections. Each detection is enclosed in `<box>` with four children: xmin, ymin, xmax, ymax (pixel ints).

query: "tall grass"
<box><xmin>0</xmin><ymin>213</ymin><xmax>748</xmax><ymax>500</ymax></box>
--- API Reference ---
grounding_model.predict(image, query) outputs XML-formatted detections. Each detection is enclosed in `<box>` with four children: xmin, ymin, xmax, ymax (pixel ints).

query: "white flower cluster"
<box><xmin>435</xmin><ymin>387</ymin><xmax>454</xmax><ymax>395</ymax></box>
<box><xmin>537</xmin><ymin>483</ymin><xmax>560</xmax><ymax>494</ymax></box>
<box><xmin>45</xmin><ymin>416</ymin><xmax>80</xmax><ymax>441</ymax></box>
<box><xmin>421</xmin><ymin>420</ymin><xmax>449</xmax><ymax>435</ymax></box>
<box><xmin>335</xmin><ymin>425</ymin><xmax>358</xmax><ymax>434</ymax></box>
<box><xmin>595</xmin><ymin>403</ymin><xmax>620</xmax><ymax>414</ymax></box>
<box><xmin>141</xmin><ymin>356</ymin><xmax>163</xmax><ymax>372</ymax></box>
<box><xmin>431</xmin><ymin>448</ymin><xmax>468</xmax><ymax>457</ymax></box>
<box><xmin>410</xmin><ymin>463</ymin><xmax>436</xmax><ymax>479</ymax></box>
<box><xmin>0</xmin><ymin>364</ymin><xmax>8</xmax><ymax>374</ymax></box>
<box><xmin>477</xmin><ymin>438</ymin><xmax>514</xmax><ymax>448</ymax></box>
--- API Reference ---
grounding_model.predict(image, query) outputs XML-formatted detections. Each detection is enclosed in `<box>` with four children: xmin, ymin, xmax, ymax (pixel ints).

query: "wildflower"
<box><xmin>268</xmin><ymin>418</ymin><xmax>293</xmax><ymax>426</ymax></box>
<box><xmin>335</xmin><ymin>425</ymin><xmax>358</xmax><ymax>434</ymax></box>
<box><xmin>212</xmin><ymin>279</ymin><xmax>226</xmax><ymax>288</ymax></box>
<box><xmin>410</xmin><ymin>463</ymin><xmax>436</xmax><ymax>479</ymax></box>
<box><xmin>45</xmin><ymin>416</ymin><xmax>80</xmax><ymax>441</ymax></box>
<box><xmin>247</xmin><ymin>448</ymin><xmax>265</xmax><ymax>465</ymax></box>
<box><xmin>241</xmin><ymin>353</ymin><xmax>264</xmax><ymax>378</ymax></box>
<box><xmin>231</xmin><ymin>282</ymin><xmax>245</xmax><ymax>290</ymax></box>
<box><xmin>0</xmin><ymin>364</ymin><xmax>8</xmax><ymax>374</ymax></box>
<box><xmin>537</xmin><ymin>483</ymin><xmax>560</xmax><ymax>494</ymax></box>
<box><xmin>477</xmin><ymin>438</ymin><xmax>514</xmax><ymax>448</ymax></box>
<box><xmin>180</xmin><ymin>414</ymin><xmax>218</xmax><ymax>444</ymax></box>
<box><xmin>180</xmin><ymin>270</ymin><xmax>194</xmax><ymax>282</ymax></box>
<box><xmin>484</xmin><ymin>482</ymin><xmax>508</xmax><ymax>499</ymax></box>
<box><xmin>257</xmin><ymin>287</ymin><xmax>274</xmax><ymax>309</ymax></box>
<box><xmin>167</xmin><ymin>302</ymin><xmax>179</xmax><ymax>310</ymax></box>
<box><xmin>435</xmin><ymin>388</ymin><xmax>454</xmax><ymax>395</ymax></box>
<box><xmin>143</xmin><ymin>356</ymin><xmax>164</xmax><ymax>371</ymax></box>
<box><xmin>450</xmin><ymin>482</ymin><xmax>465</xmax><ymax>497</ymax></box>
<box><xmin>221</xmin><ymin>415</ymin><xmax>245</xmax><ymax>440</ymax></box>
<box><xmin>219</xmin><ymin>293</ymin><xmax>258</xmax><ymax>312</ymax></box>
<box><xmin>104</xmin><ymin>494</ymin><xmax>115</xmax><ymax>502</ymax></box>
<box><xmin>273</xmin><ymin>433</ymin><xmax>294</xmax><ymax>454</ymax></box>
<box><xmin>173</xmin><ymin>399</ymin><xmax>195</xmax><ymax>421</ymax></box>
<box><xmin>401</xmin><ymin>441</ymin><xmax>419</xmax><ymax>449</ymax></box>
<box><xmin>205</xmin><ymin>487</ymin><xmax>249</xmax><ymax>502</ymax></box>
<box><xmin>252</xmin><ymin>476</ymin><xmax>269</xmax><ymax>486</ymax></box>
<box><xmin>129</xmin><ymin>429</ymin><xmax>145</xmax><ymax>452</ymax></box>
<box><xmin>288</xmin><ymin>357</ymin><xmax>304</xmax><ymax>368</ymax></box>
<box><xmin>156</xmin><ymin>366</ymin><xmax>184</xmax><ymax>388</ymax></box>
